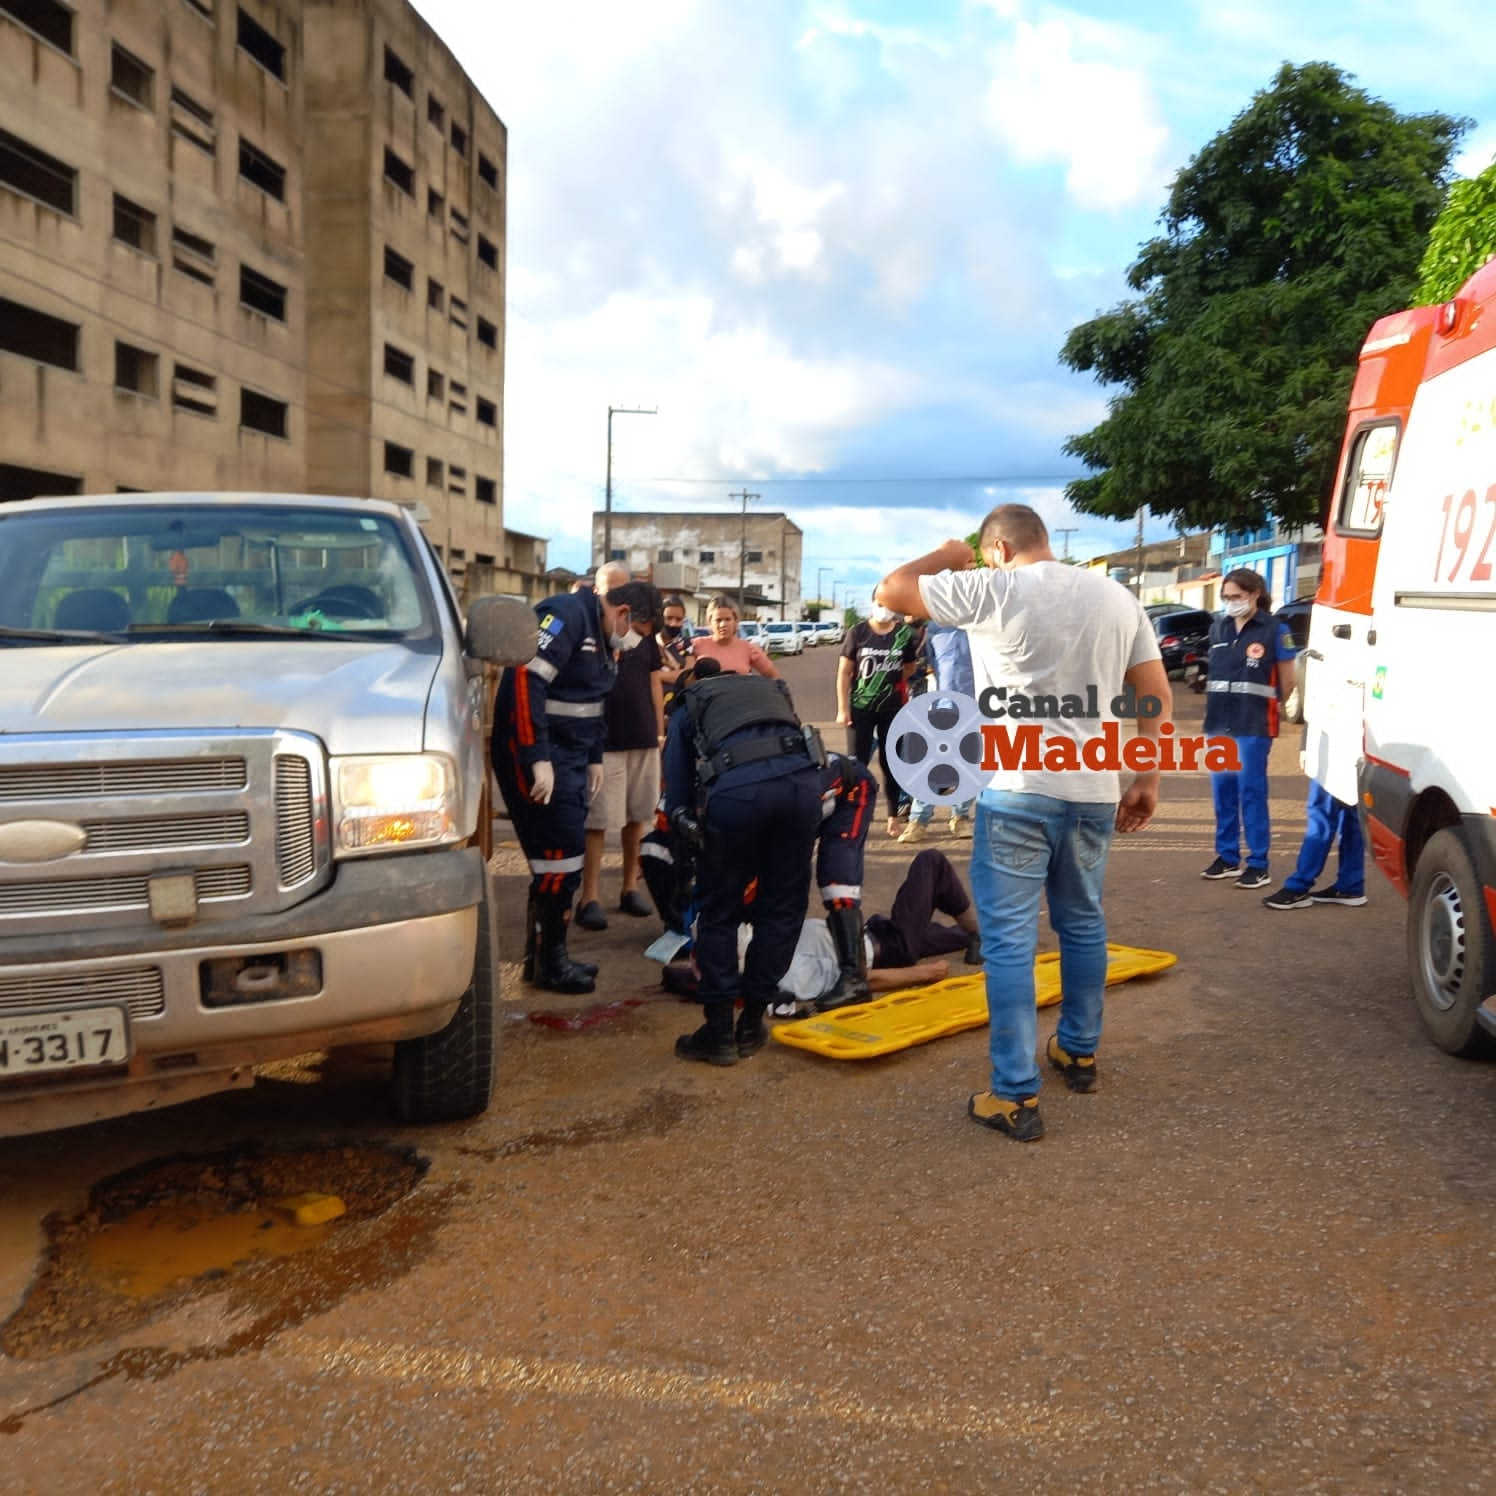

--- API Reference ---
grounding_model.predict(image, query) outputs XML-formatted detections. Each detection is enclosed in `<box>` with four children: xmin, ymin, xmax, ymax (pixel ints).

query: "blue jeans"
<box><xmin>1211</xmin><ymin>734</ymin><xmax>1272</xmax><ymax>871</ymax></box>
<box><xmin>908</xmin><ymin>796</ymin><xmax>975</xmax><ymax>825</ymax></box>
<box><xmin>1283</xmin><ymin>780</ymin><xmax>1365</xmax><ymax>895</ymax></box>
<box><xmin>971</xmin><ymin>790</ymin><xmax>1115</xmax><ymax>1100</ymax></box>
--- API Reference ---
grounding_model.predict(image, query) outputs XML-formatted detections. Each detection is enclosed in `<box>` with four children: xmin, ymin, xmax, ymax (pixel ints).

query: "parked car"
<box><xmin>739</xmin><ymin>620</ymin><xmax>765</xmax><ymax>646</ymax></box>
<box><xmin>794</xmin><ymin>621</ymin><xmax>820</xmax><ymax>647</ymax></box>
<box><xmin>814</xmin><ymin>620</ymin><xmax>845</xmax><ymax>646</ymax></box>
<box><xmin>0</xmin><ymin>491</ymin><xmax>537</xmax><ymax>1136</ymax></box>
<box><xmin>1150</xmin><ymin>607</ymin><xmax>1215</xmax><ymax>678</ymax></box>
<box><xmin>1275</xmin><ymin>598</ymin><xmax>1315</xmax><ymax>723</ymax></box>
<box><xmin>762</xmin><ymin>621</ymin><xmax>806</xmax><ymax>656</ymax></box>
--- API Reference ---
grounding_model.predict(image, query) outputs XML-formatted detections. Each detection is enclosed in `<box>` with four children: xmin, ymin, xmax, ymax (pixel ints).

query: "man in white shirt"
<box><xmin>878</xmin><ymin>504</ymin><xmax>1169</xmax><ymax>1142</ymax></box>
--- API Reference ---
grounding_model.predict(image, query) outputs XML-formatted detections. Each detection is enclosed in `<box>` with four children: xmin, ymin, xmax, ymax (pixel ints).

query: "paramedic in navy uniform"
<box><xmin>1201</xmin><ymin>567</ymin><xmax>1298</xmax><ymax>890</ymax></box>
<box><xmin>662</xmin><ymin>672</ymin><xmax>823</xmax><ymax>1065</ymax></box>
<box><xmin>494</xmin><ymin>568</ymin><xmax>654</xmax><ymax>993</ymax></box>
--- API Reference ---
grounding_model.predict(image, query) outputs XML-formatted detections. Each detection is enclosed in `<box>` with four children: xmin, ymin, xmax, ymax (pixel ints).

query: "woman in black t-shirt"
<box><xmin>836</xmin><ymin>608</ymin><xmax>917</xmax><ymax>835</ymax></box>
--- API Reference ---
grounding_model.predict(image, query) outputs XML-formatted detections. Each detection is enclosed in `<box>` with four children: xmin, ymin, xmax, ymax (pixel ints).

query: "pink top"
<box><xmin>691</xmin><ymin>635</ymin><xmax>776</xmax><ymax>676</ymax></box>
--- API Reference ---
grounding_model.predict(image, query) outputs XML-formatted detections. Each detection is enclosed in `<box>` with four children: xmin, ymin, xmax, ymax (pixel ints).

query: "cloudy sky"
<box><xmin>414</xmin><ymin>0</ymin><xmax>1495</xmax><ymax>609</ymax></box>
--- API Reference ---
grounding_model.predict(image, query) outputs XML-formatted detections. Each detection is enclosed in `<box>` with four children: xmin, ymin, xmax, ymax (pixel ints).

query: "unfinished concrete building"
<box><xmin>0</xmin><ymin>0</ymin><xmax>540</xmax><ymax>599</ymax></box>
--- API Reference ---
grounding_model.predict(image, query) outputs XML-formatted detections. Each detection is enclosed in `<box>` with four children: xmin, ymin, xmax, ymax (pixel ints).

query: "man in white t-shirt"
<box><xmin>878</xmin><ymin>504</ymin><xmax>1169</xmax><ymax>1142</ymax></box>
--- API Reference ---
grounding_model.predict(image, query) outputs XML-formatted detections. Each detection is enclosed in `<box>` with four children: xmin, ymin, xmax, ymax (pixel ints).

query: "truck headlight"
<box><xmin>332</xmin><ymin>753</ymin><xmax>458</xmax><ymax>854</ymax></box>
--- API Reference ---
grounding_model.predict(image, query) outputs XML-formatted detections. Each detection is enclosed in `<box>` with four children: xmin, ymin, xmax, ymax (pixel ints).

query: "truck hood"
<box><xmin>0</xmin><ymin>641</ymin><xmax>439</xmax><ymax>756</ymax></box>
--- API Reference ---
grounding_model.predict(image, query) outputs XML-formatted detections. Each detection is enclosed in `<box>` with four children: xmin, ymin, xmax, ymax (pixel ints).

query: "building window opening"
<box><xmin>236</xmin><ymin>6</ymin><xmax>285</xmax><ymax>81</ymax></box>
<box><xmin>383</xmin><ymin>45</ymin><xmax>413</xmax><ymax>97</ymax></box>
<box><xmin>0</xmin><ymin>462</ymin><xmax>81</xmax><ymax>500</ymax></box>
<box><xmin>383</xmin><ymin>244</ymin><xmax>413</xmax><ymax>290</ymax></box>
<box><xmin>426</xmin><ymin>368</ymin><xmax>444</xmax><ymax>401</ymax></box>
<box><xmin>427</xmin><ymin>95</ymin><xmax>444</xmax><ymax>130</ymax></box>
<box><xmin>238</xmin><ymin>137</ymin><xmax>286</xmax><ymax>201</ymax></box>
<box><xmin>427</xmin><ymin>276</ymin><xmax>444</xmax><ymax>311</ymax></box>
<box><xmin>240</xmin><ymin>263</ymin><xmax>287</xmax><ymax>321</ymax></box>
<box><xmin>383</xmin><ymin>441</ymin><xmax>414</xmax><ymax>478</ymax></box>
<box><xmin>450</xmin><ymin>121</ymin><xmax>467</xmax><ymax>156</ymax></box>
<box><xmin>172</xmin><ymin>225</ymin><xmax>216</xmax><ymax>286</ymax></box>
<box><xmin>427</xmin><ymin>186</ymin><xmax>443</xmax><ymax>219</ymax></box>
<box><xmin>476</xmin><ymin>396</ymin><xmax>496</xmax><ymax>428</ymax></box>
<box><xmin>478</xmin><ymin>233</ymin><xmax>497</xmax><ymax>270</ymax></box>
<box><xmin>382</xmin><ymin>146</ymin><xmax>414</xmax><ymax>197</ymax></box>
<box><xmin>475</xmin><ymin>476</ymin><xmax>496</xmax><ymax>506</ymax></box>
<box><xmin>0</xmin><ymin>127</ymin><xmax>76</xmax><ymax>215</ymax></box>
<box><xmin>112</xmin><ymin>193</ymin><xmax>157</xmax><ymax>256</ymax></box>
<box><xmin>113</xmin><ymin>341</ymin><xmax>158</xmax><ymax>397</ymax></box>
<box><xmin>476</xmin><ymin>316</ymin><xmax>497</xmax><ymax>350</ymax></box>
<box><xmin>172</xmin><ymin>362</ymin><xmax>217</xmax><ymax>417</ymax></box>
<box><xmin>479</xmin><ymin>153</ymin><xmax>498</xmax><ymax>190</ymax></box>
<box><xmin>426</xmin><ymin>456</ymin><xmax>443</xmax><ymax>488</ymax></box>
<box><xmin>110</xmin><ymin>43</ymin><xmax>155</xmax><ymax>110</ymax></box>
<box><xmin>0</xmin><ymin>297</ymin><xmax>77</xmax><ymax>370</ymax></box>
<box><xmin>0</xmin><ymin>0</ymin><xmax>73</xmax><ymax>55</ymax></box>
<box><xmin>241</xmin><ymin>387</ymin><xmax>288</xmax><ymax>438</ymax></box>
<box><xmin>169</xmin><ymin>86</ymin><xmax>216</xmax><ymax>155</ymax></box>
<box><xmin>383</xmin><ymin>343</ymin><xmax>415</xmax><ymax>385</ymax></box>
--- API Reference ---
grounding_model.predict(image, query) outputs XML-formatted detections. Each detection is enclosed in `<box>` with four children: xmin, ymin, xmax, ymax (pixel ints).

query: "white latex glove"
<box><xmin>529</xmin><ymin>761</ymin><xmax>555</xmax><ymax>805</ymax></box>
<box><xmin>587</xmin><ymin>762</ymin><xmax>605</xmax><ymax>802</ymax></box>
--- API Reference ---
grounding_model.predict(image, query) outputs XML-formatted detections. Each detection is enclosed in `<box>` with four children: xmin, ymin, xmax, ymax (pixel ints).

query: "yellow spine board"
<box><xmin>771</xmin><ymin>944</ymin><xmax>1177</xmax><ymax>1060</ymax></box>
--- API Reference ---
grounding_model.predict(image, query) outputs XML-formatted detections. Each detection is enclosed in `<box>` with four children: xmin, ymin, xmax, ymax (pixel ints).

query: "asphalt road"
<box><xmin>1</xmin><ymin>644</ymin><xmax>1493</xmax><ymax>1492</ymax></box>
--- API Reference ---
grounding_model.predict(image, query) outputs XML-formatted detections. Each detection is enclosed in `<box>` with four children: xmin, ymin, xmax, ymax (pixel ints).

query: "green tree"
<box><xmin>1061</xmin><ymin>63</ymin><xmax>1468</xmax><ymax>533</ymax></box>
<box><xmin>1416</xmin><ymin>157</ymin><xmax>1496</xmax><ymax>304</ymax></box>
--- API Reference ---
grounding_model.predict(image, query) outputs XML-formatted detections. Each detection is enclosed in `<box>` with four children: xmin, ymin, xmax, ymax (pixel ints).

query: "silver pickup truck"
<box><xmin>0</xmin><ymin>491</ymin><xmax>533</xmax><ymax>1136</ymax></box>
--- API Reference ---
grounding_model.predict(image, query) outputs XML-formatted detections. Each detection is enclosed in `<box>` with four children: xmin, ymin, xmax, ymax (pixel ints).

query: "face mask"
<box><xmin>1224</xmin><ymin>599</ymin><xmax>1251</xmax><ymax>618</ymax></box>
<box><xmin>868</xmin><ymin>605</ymin><xmax>898</xmax><ymax>624</ymax></box>
<box><xmin>611</xmin><ymin>626</ymin><xmax>640</xmax><ymax>651</ymax></box>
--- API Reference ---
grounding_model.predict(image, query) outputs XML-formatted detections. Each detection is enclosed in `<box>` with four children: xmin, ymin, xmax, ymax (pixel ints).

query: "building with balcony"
<box><xmin>591</xmin><ymin>510</ymin><xmax>803</xmax><ymax>621</ymax></box>
<box><xmin>0</xmin><ymin>0</ymin><xmax>527</xmax><ymax>603</ymax></box>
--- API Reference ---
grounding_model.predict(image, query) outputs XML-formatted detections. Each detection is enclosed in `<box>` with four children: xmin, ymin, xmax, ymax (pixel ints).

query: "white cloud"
<box><xmin>984</xmin><ymin>16</ymin><xmax>1172</xmax><ymax>211</ymax></box>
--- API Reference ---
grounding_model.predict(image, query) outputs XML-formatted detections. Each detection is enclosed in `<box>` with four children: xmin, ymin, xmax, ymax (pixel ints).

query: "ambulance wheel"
<box><xmin>1406</xmin><ymin>828</ymin><xmax>1496</xmax><ymax>1058</ymax></box>
<box><xmin>393</xmin><ymin>870</ymin><xmax>500</xmax><ymax>1121</ymax></box>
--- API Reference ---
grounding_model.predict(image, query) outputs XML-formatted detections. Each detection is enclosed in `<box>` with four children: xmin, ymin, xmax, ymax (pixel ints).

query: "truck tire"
<box><xmin>392</xmin><ymin>868</ymin><xmax>499</xmax><ymax>1122</ymax></box>
<box><xmin>1406</xmin><ymin>827</ymin><xmax>1496</xmax><ymax>1058</ymax></box>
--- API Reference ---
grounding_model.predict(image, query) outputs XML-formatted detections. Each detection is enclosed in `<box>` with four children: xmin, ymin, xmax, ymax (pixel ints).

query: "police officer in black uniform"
<box><xmin>662</xmin><ymin>670</ymin><xmax>824</xmax><ymax>1064</ymax></box>
<box><xmin>811</xmin><ymin>751</ymin><xmax>878</xmax><ymax>1009</ymax></box>
<box><xmin>494</xmin><ymin>572</ymin><xmax>655</xmax><ymax>993</ymax></box>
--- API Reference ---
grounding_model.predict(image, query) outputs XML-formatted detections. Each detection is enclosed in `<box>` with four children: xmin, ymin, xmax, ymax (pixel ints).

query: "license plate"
<box><xmin>0</xmin><ymin>1008</ymin><xmax>129</xmax><ymax>1077</ymax></box>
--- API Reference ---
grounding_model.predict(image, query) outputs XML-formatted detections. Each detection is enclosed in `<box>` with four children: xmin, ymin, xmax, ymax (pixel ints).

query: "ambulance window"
<box><xmin>1337</xmin><ymin>422</ymin><xmax>1396</xmax><ymax>535</ymax></box>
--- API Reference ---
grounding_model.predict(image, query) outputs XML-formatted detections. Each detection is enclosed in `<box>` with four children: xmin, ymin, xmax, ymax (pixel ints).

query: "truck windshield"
<box><xmin>0</xmin><ymin>502</ymin><xmax>433</xmax><ymax>642</ymax></box>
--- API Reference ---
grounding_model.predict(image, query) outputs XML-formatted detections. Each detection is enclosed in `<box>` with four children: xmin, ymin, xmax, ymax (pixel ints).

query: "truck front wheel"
<box><xmin>393</xmin><ymin>868</ymin><xmax>500</xmax><ymax>1122</ymax></box>
<box><xmin>1406</xmin><ymin>827</ymin><xmax>1496</xmax><ymax>1058</ymax></box>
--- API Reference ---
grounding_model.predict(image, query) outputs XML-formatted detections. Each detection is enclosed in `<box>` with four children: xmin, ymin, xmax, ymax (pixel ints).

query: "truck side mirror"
<box><xmin>466</xmin><ymin>595</ymin><xmax>534</xmax><ymax>665</ymax></box>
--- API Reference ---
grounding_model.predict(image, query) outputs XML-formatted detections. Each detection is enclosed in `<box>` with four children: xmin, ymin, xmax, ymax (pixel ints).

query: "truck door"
<box><xmin>1304</xmin><ymin>308</ymin><xmax>1436</xmax><ymax>806</ymax></box>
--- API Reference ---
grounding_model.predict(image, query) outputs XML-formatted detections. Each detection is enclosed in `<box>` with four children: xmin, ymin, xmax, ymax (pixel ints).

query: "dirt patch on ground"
<box><xmin>3</xmin><ymin>1142</ymin><xmax>428</xmax><ymax>1362</ymax></box>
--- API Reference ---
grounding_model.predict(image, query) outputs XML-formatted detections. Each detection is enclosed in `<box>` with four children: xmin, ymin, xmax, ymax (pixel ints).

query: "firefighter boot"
<box><xmin>817</xmin><ymin>905</ymin><xmax>871</xmax><ymax>1012</ymax></box>
<box><xmin>533</xmin><ymin>898</ymin><xmax>597</xmax><ymax>994</ymax></box>
<box><xmin>525</xmin><ymin>893</ymin><xmax>594</xmax><ymax>982</ymax></box>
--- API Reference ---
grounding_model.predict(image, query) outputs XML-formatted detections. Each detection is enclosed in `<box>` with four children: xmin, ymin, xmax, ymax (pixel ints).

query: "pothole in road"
<box><xmin>2</xmin><ymin>1142</ymin><xmax>432</xmax><ymax>1363</ymax></box>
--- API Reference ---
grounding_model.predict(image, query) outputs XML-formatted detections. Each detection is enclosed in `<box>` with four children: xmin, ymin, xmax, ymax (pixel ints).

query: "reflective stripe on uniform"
<box><xmin>528</xmin><ymin>854</ymin><xmax>585</xmax><ymax>874</ymax></box>
<box><xmin>819</xmin><ymin>882</ymin><xmax>861</xmax><ymax>901</ymax></box>
<box><xmin>527</xmin><ymin>655</ymin><xmax>559</xmax><ymax>683</ymax></box>
<box><xmin>546</xmin><ymin>698</ymin><xmax>604</xmax><ymax>718</ymax></box>
<box><xmin>639</xmin><ymin>842</ymin><xmax>674</xmax><ymax>864</ymax></box>
<box><xmin>1206</xmin><ymin>680</ymin><xmax>1278</xmax><ymax>700</ymax></box>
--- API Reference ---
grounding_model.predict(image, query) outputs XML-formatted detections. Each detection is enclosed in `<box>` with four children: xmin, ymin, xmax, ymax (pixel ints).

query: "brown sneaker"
<box><xmin>967</xmin><ymin>1091</ymin><xmax>1045</xmax><ymax>1141</ymax></box>
<box><xmin>1046</xmin><ymin>1034</ymin><xmax>1097</xmax><ymax>1093</ymax></box>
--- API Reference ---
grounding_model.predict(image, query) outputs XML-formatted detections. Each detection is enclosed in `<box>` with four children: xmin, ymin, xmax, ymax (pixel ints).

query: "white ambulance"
<box><xmin>1305</xmin><ymin>255</ymin><xmax>1496</xmax><ymax>1057</ymax></box>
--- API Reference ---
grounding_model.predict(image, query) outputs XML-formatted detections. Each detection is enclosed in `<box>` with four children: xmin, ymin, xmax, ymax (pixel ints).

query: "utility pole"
<box><xmin>817</xmin><ymin>567</ymin><xmax>831</xmax><ymax>614</ymax></box>
<box><xmin>730</xmin><ymin>489</ymin><xmax>759</xmax><ymax>615</ymax></box>
<box><xmin>1133</xmin><ymin>508</ymin><xmax>1146</xmax><ymax>597</ymax></box>
<box><xmin>602</xmin><ymin>404</ymin><xmax>657</xmax><ymax>564</ymax></box>
<box><xmin>1055</xmin><ymin>527</ymin><xmax>1078</xmax><ymax>562</ymax></box>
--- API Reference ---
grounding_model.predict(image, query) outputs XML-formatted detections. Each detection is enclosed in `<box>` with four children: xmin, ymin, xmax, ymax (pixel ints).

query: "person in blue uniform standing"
<box><xmin>494</xmin><ymin>570</ymin><xmax>655</xmax><ymax>993</ymax></box>
<box><xmin>662</xmin><ymin>671</ymin><xmax>824</xmax><ymax>1065</ymax></box>
<box><xmin>1201</xmin><ymin>568</ymin><xmax>1299</xmax><ymax>891</ymax></box>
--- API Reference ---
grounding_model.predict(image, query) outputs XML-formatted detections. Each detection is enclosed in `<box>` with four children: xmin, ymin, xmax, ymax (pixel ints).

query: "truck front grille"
<box><xmin>0</xmin><ymin>758</ymin><xmax>248</xmax><ymax>803</ymax></box>
<box><xmin>83</xmin><ymin>811</ymin><xmax>251</xmax><ymax>854</ymax></box>
<box><xmin>0</xmin><ymin>866</ymin><xmax>252</xmax><ymax>917</ymax></box>
<box><xmin>274</xmin><ymin>756</ymin><xmax>317</xmax><ymax>886</ymax></box>
<box><xmin>0</xmin><ymin>966</ymin><xmax>165</xmax><ymax>1020</ymax></box>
